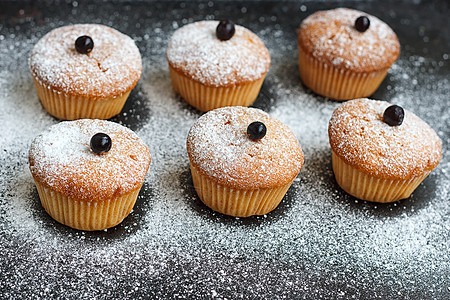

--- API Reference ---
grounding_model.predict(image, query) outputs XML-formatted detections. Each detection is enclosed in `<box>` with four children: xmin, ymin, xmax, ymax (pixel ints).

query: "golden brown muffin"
<box><xmin>30</xmin><ymin>24</ymin><xmax>142</xmax><ymax>120</ymax></box>
<box><xmin>187</xmin><ymin>106</ymin><xmax>304</xmax><ymax>217</ymax></box>
<box><xmin>29</xmin><ymin>119</ymin><xmax>151</xmax><ymax>230</ymax></box>
<box><xmin>298</xmin><ymin>8</ymin><xmax>400</xmax><ymax>100</ymax></box>
<box><xmin>167</xmin><ymin>21</ymin><xmax>271</xmax><ymax>112</ymax></box>
<box><xmin>328</xmin><ymin>98</ymin><xmax>442</xmax><ymax>202</ymax></box>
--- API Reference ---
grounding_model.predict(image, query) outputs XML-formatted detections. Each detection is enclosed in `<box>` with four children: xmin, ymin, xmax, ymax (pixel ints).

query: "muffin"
<box><xmin>167</xmin><ymin>20</ymin><xmax>271</xmax><ymax>112</ymax></box>
<box><xmin>29</xmin><ymin>119</ymin><xmax>151</xmax><ymax>230</ymax></box>
<box><xmin>328</xmin><ymin>98</ymin><xmax>442</xmax><ymax>203</ymax></box>
<box><xmin>297</xmin><ymin>8</ymin><xmax>400</xmax><ymax>100</ymax></box>
<box><xmin>30</xmin><ymin>24</ymin><xmax>142</xmax><ymax>120</ymax></box>
<box><xmin>187</xmin><ymin>106</ymin><xmax>304</xmax><ymax>217</ymax></box>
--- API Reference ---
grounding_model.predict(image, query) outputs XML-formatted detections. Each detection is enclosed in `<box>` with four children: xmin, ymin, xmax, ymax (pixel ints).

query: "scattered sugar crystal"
<box><xmin>0</xmin><ymin>2</ymin><xmax>448</xmax><ymax>299</ymax></box>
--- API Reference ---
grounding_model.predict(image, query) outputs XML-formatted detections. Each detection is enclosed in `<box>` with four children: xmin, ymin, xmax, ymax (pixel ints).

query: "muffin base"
<box><xmin>32</xmin><ymin>76</ymin><xmax>132</xmax><ymax>120</ymax></box>
<box><xmin>34</xmin><ymin>180</ymin><xmax>141</xmax><ymax>231</ymax></box>
<box><xmin>190</xmin><ymin>163</ymin><xmax>293</xmax><ymax>217</ymax></box>
<box><xmin>332</xmin><ymin>151</ymin><xmax>431</xmax><ymax>203</ymax></box>
<box><xmin>298</xmin><ymin>46</ymin><xmax>389</xmax><ymax>101</ymax></box>
<box><xmin>169</xmin><ymin>66</ymin><xmax>266</xmax><ymax>112</ymax></box>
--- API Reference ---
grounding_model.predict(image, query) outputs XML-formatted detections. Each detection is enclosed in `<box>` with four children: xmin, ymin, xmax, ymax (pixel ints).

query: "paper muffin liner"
<box><xmin>169</xmin><ymin>66</ymin><xmax>266</xmax><ymax>112</ymax></box>
<box><xmin>190</xmin><ymin>163</ymin><xmax>293</xmax><ymax>217</ymax></box>
<box><xmin>33</xmin><ymin>180</ymin><xmax>141</xmax><ymax>231</ymax></box>
<box><xmin>332</xmin><ymin>151</ymin><xmax>431</xmax><ymax>203</ymax></box>
<box><xmin>297</xmin><ymin>46</ymin><xmax>390</xmax><ymax>101</ymax></box>
<box><xmin>32</xmin><ymin>76</ymin><xmax>132</xmax><ymax>120</ymax></box>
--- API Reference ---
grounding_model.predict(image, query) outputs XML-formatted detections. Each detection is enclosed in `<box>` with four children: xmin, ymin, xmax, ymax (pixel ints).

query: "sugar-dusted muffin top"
<box><xmin>298</xmin><ymin>8</ymin><xmax>400</xmax><ymax>72</ymax></box>
<box><xmin>167</xmin><ymin>21</ymin><xmax>271</xmax><ymax>87</ymax></box>
<box><xmin>30</xmin><ymin>24</ymin><xmax>142</xmax><ymax>99</ymax></box>
<box><xmin>187</xmin><ymin>106</ymin><xmax>304</xmax><ymax>190</ymax></box>
<box><xmin>29</xmin><ymin>119</ymin><xmax>151</xmax><ymax>202</ymax></box>
<box><xmin>328</xmin><ymin>99</ymin><xmax>442</xmax><ymax>180</ymax></box>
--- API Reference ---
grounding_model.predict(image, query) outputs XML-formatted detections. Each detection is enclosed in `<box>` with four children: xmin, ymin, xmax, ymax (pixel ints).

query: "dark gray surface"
<box><xmin>0</xmin><ymin>1</ymin><xmax>449</xmax><ymax>299</ymax></box>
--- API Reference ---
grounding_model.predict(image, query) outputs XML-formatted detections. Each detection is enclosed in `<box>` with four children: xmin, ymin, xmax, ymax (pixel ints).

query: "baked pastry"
<box><xmin>297</xmin><ymin>8</ymin><xmax>400</xmax><ymax>100</ymax></box>
<box><xmin>328</xmin><ymin>98</ymin><xmax>442</xmax><ymax>202</ymax></box>
<box><xmin>167</xmin><ymin>20</ymin><xmax>271</xmax><ymax>112</ymax></box>
<box><xmin>29</xmin><ymin>119</ymin><xmax>151</xmax><ymax>230</ymax></box>
<box><xmin>187</xmin><ymin>106</ymin><xmax>304</xmax><ymax>217</ymax></box>
<box><xmin>29</xmin><ymin>24</ymin><xmax>142</xmax><ymax>120</ymax></box>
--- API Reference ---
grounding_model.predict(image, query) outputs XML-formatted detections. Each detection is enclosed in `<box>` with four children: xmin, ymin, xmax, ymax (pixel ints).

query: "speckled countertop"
<box><xmin>0</xmin><ymin>1</ymin><xmax>449</xmax><ymax>299</ymax></box>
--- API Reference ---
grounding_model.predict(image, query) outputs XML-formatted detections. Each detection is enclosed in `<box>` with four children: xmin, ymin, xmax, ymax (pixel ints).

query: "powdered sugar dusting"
<box><xmin>329</xmin><ymin>99</ymin><xmax>442</xmax><ymax>179</ymax></box>
<box><xmin>30</xmin><ymin>24</ymin><xmax>142</xmax><ymax>98</ymax></box>
<box><xmin>29</xmin><ymin>119</ymin><xmax>151</xmax><ymax>201</ymax></box>
<box><xmin>0</xmin><ymin>1</ymin><xmax>449</xmax><ymax>298</ymax></box>
<box><xmin>187</xmin><ymin>106</ymin><xmax>304</xmax><ymax>189</ymax></box>
<box><xmin>298</xmin><ymin>8</ymin><xmax>400</xmax><ymax>71</ymax></box>
<box><xmin>167</xmin><ymin>21</ymin><xmax>271</xmax><ymax>86</ymax></box>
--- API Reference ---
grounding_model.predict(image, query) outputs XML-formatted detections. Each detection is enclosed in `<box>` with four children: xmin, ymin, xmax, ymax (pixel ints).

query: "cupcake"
<box><xmin>297</xmin><ymin>8</ymin><xmax>400</xmax><ymax>100</ymax></box>
<box><xmin>328</xmin><ymin>98</ymin><xmax>442</xmax><ymax>203</ymax></box>
<box><xmin>29</xmin><ymin>24</ymin><xmax>142</xmax><ymax>120</ymax></box>
<box><xmin>29</xmin><ymin>119</ymin><xmax>151</xmax><ymax>230</ymax></box>
<box><xmin>187</xmin><ymin>106</ymin><xmax>304</xmax><ymax>217</ymax></box>
<box><xmin>167</xmin><ymin>20</ymin><xmax>271</xmax><ymax>112</ymax></box>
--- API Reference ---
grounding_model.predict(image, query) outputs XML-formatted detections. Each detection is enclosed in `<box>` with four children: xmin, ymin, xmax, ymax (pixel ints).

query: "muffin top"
<box><xmin>298</xmin><ymin>8</ymin><xmax>400</xmax><ymax>72</ymax></box>
<box><xmin>29</xmin><ymin>119</ymin><xmax>151</xmax><ymax>202</ymax></box>
<box><xmin>187</xmin><ymin>106</ymin><xmax>304</xmax><ymax>190</ymax></box>
<box><xmin>30</xmin><ymin>24</ymin><xmax>142</xmax><ymax>99</ymax></box>
<box><xmin>328</xmin><ymin>99</ymin><xmax>442</xmax><ymax>179</ymax></box>
<box><xmin>167</xmin><ymin>21</ymin><xmax>271</xmax><ymax>87</ymax></box>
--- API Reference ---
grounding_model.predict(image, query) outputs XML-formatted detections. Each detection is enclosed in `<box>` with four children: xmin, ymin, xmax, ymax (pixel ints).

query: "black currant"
<box><xmin>383</xmin><ymin>105</ymin><xmax>404</xmax><ymax>126</ymax></box>
<box><xmin>75</xmin><ymin>35</ymin><xmax>94</xmax><ymax>54</ymax></box>
<box><xmin>355</xmin><ymin>16</ymin><xmax>370</xmax><ymax>32</ymax></box>
<box><xmin>216</xmin><ymin>20</ymin><xmax>235</xmax><ymax>41</ymax></box>
<box><xmin>90</xmin><ymin>133</ymin><xmax>112</xmax><ymax>154</ymax></box>
<box><xmin>247</xmin><ymin>121</ymin><xmax>267</xmax><ymax>141</ymax></box>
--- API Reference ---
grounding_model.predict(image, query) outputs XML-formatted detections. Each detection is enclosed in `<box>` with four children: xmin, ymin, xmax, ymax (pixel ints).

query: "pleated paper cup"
<box><xmin>190</xmin><ymin>163</ymin><xmax>293</xmax><ymax>217</ymax></box>
<box><xmin>331</xmin><ymin>151</ymin><xmax>431</xmax><ymax>203</ymax></box>
<box><xmin>34</xmin><ymin>180</ymin><xmax>141</xmax><ymax>231</ymax></box>
<box><xmin>32</xmin><ymin>76</ymin><xmax>131</xmax><ymax>120</ymax></box>
<box><xmin>298</xmin><ymin>46</ymin><xmax>389</xmax><ymax>101</ymax></box>
<box><xmin>169</xmin><ymin>66</ymin><xmax>266</xmax><ymax>112</ymax></box>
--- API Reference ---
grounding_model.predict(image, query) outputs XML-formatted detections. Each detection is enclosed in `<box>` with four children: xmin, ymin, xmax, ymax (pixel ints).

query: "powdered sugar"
<box><xmin>167</xmin><ymin>21</ymin><xmax>271</xmax><ymax>86</ymax></box>
<box><xmin>30</xmin><ymin>24</ymin><xmax>142</xmax><ymax>98</ymax></box>
<box><xmin>0</xmin><ymin>1</ymin><xmax>449</xmax><ymax>298</ymax></box>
